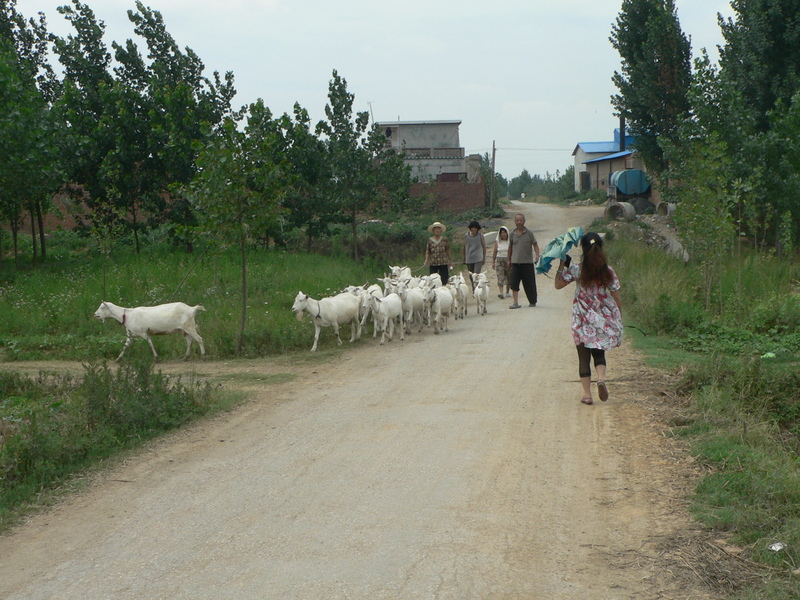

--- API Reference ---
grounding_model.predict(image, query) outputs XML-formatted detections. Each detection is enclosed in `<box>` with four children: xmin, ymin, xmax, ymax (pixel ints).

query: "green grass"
<box><xmin>608</xmin><ymin>223</ymin><xmax>800</xmax><ymax>598</ymax></box>
<box><xmin>0</xmin><ymin>245</ymin><xmax>381</xmax><ymax>360</ymax></box>
<box><xmin>0</xmin><ymin>360</ymin><xmax>239</xmax><ymax>531</ymax></box>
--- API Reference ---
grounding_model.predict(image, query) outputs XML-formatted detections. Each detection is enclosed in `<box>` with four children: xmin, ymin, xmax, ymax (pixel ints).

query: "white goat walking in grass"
<box><xmin>292</xmin><ymin>291</ymin><xmax>361</xmax><ymax>352</ymax></box>
<box><xmin>93</xmin><ymin>301</ymin><xmax>206</xmax><ymax>361</ymax></box>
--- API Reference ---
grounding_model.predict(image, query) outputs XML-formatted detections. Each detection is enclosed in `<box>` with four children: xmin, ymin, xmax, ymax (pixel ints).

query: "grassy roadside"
<box><xmin>605</xmin><ymin>223</ymin><xmax>800</xmax><ymax>599</ymax></box>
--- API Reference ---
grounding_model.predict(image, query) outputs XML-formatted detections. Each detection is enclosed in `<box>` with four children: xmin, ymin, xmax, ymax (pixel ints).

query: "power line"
<box><xmin>475</xmin><ymin>147</ymin><xmax>573</xmax><ymax>152</ymax></box>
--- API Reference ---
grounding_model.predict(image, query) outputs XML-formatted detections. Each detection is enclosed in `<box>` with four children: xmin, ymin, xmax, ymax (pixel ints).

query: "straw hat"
<box><xmin>427</xmin><ymin>221</ymin><xmax>446</xmax><ymax>233</ymax></box>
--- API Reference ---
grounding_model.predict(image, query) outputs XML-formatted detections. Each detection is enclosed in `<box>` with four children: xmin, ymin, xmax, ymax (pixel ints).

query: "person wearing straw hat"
<box><xmin>424</xmin><ymin>222</ymin><xmax>453</xmax><ymax>285</ymax></box>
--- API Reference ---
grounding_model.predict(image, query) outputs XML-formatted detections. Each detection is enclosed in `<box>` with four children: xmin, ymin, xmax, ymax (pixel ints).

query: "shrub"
<box><xmin>0</xmin><ymin>362</ymin><xmax>216</xmax><ymax>527</ymax></box>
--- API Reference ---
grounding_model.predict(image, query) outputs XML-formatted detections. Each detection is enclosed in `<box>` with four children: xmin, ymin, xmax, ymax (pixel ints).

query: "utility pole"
<box><xmin>489</xmin><ymin>140</ymin><xmax>497</xmax><ymax>207</ymax></box>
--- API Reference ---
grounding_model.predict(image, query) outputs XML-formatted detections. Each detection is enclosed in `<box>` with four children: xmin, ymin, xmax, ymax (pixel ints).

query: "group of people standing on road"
<box><xmin>423</xmin><ymin>213</ymin><xmax>623</xmax><ymax>407</ymax></box>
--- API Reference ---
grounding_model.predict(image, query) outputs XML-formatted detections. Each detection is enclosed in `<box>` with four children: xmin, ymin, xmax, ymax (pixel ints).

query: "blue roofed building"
<box><xmin>572</xmin><ymin>128</ymin><xmax>642</xmax><ymax>193</ymax></box>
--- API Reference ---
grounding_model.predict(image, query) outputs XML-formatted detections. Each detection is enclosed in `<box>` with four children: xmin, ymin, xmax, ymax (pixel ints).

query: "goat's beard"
<box><xmin>294</xmin><ymin>310</ymin><xmax>304</xmax><ymax>322</ymax></box>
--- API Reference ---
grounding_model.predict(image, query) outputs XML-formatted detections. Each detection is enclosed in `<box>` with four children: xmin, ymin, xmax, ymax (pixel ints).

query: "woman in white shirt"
<box><xmin>491</xmin><ymin>226</ymin><xmax>511</xmax><ymax>299</ymax></box>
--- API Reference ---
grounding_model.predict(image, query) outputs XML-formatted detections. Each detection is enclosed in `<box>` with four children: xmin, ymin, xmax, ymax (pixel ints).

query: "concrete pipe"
<box><xmin>656</xmin><ymin>202</ymin><xmax>676</xmax><ymax>217</ymax></box>
<box><xmin>604</xmin><ymin>201</ymin><xmax>636</xmax><ymax>221</ymax></box>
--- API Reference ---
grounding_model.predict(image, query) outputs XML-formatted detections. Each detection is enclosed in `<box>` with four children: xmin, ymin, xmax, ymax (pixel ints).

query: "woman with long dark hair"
<box><xmin>554</xmin><ymin>232</ymin><xmax>623</xmax><ymax>405</ymax></box>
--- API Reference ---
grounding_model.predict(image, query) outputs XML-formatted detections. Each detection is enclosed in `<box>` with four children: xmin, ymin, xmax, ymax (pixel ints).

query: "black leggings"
<box><xmin>430</xmin><ymin>264</ymin><xmax>450</xmax><ymax>285</ymax></box>
<box><xmin>577</xmin><ymin>344</ymin><xmax>606</xmax><ymax>378</ymax></box>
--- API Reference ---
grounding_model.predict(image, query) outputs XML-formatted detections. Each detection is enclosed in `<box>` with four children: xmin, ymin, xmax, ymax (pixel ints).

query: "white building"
<box><xmin>377</xmin><ymin>120</ymin><xmax>481</xmax><ymax>183</ymax></box>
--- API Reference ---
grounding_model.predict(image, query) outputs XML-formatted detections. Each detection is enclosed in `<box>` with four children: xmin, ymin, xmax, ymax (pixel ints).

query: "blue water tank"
<box><xmin>610</xmin><ymin>170</ymin><xmax>650</xmax><ymax>195</ymax></box>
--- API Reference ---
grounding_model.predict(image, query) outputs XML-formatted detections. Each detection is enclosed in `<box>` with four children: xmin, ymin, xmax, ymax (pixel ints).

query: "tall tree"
<box><xmin>280</xmin><ymin>103</ymin><xmax>335</xmax><ymax>250</ymax></box>
<box><xmin>184</xmin><ymin>101</ymin><xmax>289</xmax><ymax>354</ymax></box>
<box><xmin>716</xmin><ymin>0</ymin><xmax>800</xmax><ymax>248</ymax></box>
<box><xmin>610</xmin><ymin>0</ymin><xmax>692</xmax><ymax>176</ymax></box>
<box><xmin>316</xmin><ymin>70</ymin><xmax>373</xmax><ymax>261</ymax></box>
<box><xmin>719</xmin><ymin>0</ymin><xmax>800</xmax><ymax>133</ymax></box>
<box><xmin>52</xmin><ymin>0</ymin><xmax>115</xmax><ymax>228</ymax></box>
<box><xmin>316</xmin><ymin>70</ymin><xmax>411</xmax><ymax>260</ymax></box>
<box><xmin>53</xmin><ymin>0</ymin><xmax>235</xmax><ymax>253</ymax></box>
<box><xmin>122</xmin><ymin>1</ymin><xmax>235</xmax><ymax>250</ymax></box>
<box><xmin>0</xmin><ymin>0</ymin><xmax>63</xmax><ymax>265</ymax></box>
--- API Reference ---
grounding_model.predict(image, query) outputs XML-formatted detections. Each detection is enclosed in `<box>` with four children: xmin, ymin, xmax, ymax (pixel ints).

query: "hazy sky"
<box><xmin>17</xmin><ymin>0</ymin><xmax>733</xmax><ymax>179</ymax></box>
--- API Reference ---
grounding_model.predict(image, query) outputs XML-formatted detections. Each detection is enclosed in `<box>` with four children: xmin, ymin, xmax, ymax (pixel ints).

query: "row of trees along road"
<box><xmin>611</xmin><ymin>0</ymin><xmax>800</xmax><ymax>308</ymax></box>
<box><xmin>0</xmin><ymin>0</ymin><xmax>413</xmax><ymax>275</ymax></box>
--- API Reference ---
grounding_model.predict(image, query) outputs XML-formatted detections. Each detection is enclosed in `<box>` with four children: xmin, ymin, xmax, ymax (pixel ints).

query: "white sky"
<box><xmin>17</xmin><ymin>0</ymin><xmax>733</xmax><ymax>179</ymax></box>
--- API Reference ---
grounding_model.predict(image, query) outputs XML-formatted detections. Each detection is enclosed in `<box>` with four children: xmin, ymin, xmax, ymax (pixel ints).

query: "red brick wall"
<box><xmin>410</xmin><ymin>179</ymin><xmax>485</xmax><ymax>213</ymax></box>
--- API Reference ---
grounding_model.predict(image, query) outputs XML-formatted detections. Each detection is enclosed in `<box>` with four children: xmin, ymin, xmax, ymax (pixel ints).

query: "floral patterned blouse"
<box><xmin>427</xmin><ymin>236</ymin><xmax>451</xmax><ymax>266</ymax></box>
<box><xmin>560</xmin><ymin>264</ymin><xmax>623</xmax><ymax>350</ymax></box>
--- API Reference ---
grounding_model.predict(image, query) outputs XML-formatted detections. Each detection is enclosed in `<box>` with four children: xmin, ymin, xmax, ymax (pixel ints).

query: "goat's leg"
<box><xmin>398</xmin><ymin>314</ymin><xmax>404</xmax><ymax>340</ymax></box>
<box><xmin>379</xmin><ymin>316</ymin><xmax>387</xmax><ymax>345</ymax></box>
<box><xmin>311</xmin><ymin>323</ymin><xmax>321</xmax><ymax>352</ymax></box>
<box><xmin>196</xmin><ymin>333</ymin><xmax>206</xmax><ymax>359</ymax></box>
<box><xmin>115</xmin><ymin>333</ymin><xmax>134</xmax><ymax>362</ymax></box>
<box><xmin>332</xmin><ymin>322</ymin><xmax>343</xmax><ymax>346</ymax></box>
<box><xmin>144</xmin><ymin>334</ymin><xmax>159</xmax><ymax>361</ymax></box>
<box><xmin>183</xmin><ymin>327</ymin><xmax>205</xmax><ymax>360</ymax></box>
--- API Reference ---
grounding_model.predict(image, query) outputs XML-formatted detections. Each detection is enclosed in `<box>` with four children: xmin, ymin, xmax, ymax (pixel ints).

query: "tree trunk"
<box><xmin>351</xmin><ymin>205</ymin><xmax>359</xmax><ymax>261</ymax></box>
<box><xmin>30</xmin><ymin>208</ymin><xmax>38</xmax><ymax>265</ymax></box>
<box><xmin>11</xmin><ymin>219</ymin><xmax>19</xmax><ymax>269</ymax></box>
<box><xmin>132</xmin><ymin>203</ymin><xmax>140</xmax><ymax>255</ymax></box>
<box><xmin>36</xmin><ymin>200</ymin><xmax>47</xmax><ymax>260</ymax></box>
<box><xmin>237</xmin><ymin>231</ymin><xmax>247</xmax><ymax>355</ymax></box>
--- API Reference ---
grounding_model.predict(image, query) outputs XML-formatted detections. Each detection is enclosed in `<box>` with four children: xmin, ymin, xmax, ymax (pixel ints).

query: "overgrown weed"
<box><xmin>608</xmin><ymin>224</ymin><xmax>800</xmax><ymax>598</ymax></box>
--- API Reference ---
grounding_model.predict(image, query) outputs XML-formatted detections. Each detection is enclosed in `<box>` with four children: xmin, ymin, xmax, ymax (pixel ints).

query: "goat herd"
<box><xmin>91</xmin><ymin>265</ymin><xmax>493</xmax><ymax>361</ymax></box>
<box><xmin>291</xmin><ymin>265</ymin><xmax>491</xmax><ymax>352</ymax></box>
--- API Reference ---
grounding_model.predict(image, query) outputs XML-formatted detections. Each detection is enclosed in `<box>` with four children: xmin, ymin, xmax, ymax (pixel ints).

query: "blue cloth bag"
<box><xmin>535</xmin><ymin>226</ymin><xmax>583</xmax><ymax>275</ymax></box>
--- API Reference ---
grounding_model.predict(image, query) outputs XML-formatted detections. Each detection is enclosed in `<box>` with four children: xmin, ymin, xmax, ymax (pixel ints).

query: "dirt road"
<box><xmin>0</xmin><ymin>203</ymin><xmax>714</xmax><ymax>599</ymax></box>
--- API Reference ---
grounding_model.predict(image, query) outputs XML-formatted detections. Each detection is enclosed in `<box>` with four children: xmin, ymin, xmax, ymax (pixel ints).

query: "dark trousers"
<box><xmin>577</xmin><ymin>344</ymin><xmax>606</xmax><ymax>378</ymax></box>
<box><xmin>510</xmin><ymin>262</ymin><xmax>537</xmax><ymax>305</ymax></box>
<box><xmin>430</xmin><ymin>264</ymin><xmax>450</xmax><ymax>285</ymax></box>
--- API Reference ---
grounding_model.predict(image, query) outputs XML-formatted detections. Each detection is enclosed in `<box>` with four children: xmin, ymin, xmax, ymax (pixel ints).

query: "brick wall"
<box><xmin>410</xmin><ymin>179</ymin><xmax>485</xmax><ymax>213</ymax></box>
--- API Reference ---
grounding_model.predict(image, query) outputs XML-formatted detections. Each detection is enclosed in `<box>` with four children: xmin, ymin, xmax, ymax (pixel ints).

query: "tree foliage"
<box><xmin>610</xmin><ymin>0</ymin><xmax>691</xmax><ymax>176</ymax></box>
<box><xmin>315</xmin><ymin>70</ymin><xmax>411</xmax><ymax>260</ymax></box>
<box><xmin>506</xmin><ymin>167</ymin><xmax>573</xmax><ymax>201</ymax></box>
<box><xmin>0</xmin><ymin>0</ymin><xmax>63</xmax><ymax>265</ymax></box>
<box><xmin>611</xmin><ymin>0</ymin><xmax>800</xmax><ymax>250</ymax></box>
<box><xmin>184</xmin><ymin>101</ymin><xmax>289</xmax><ymax>353</ymax></box>
<box><xmin>719</xmin><ymin>0</ymin><xmax>800</xmax><ymax>134</ymax></box>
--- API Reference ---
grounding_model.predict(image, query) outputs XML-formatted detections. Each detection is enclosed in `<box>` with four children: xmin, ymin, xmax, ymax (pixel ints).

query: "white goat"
<box><xmin>93</xmin><ymin>301</ymin><xmax>206</xmax><ymax>362</ymax></box>
<box><xmin>447</xmin><ymin>278</ymin><xmax>461</xmax><ymax>320</ymax></box>
<box><xmin>426</xmin><ymin>286</ymin><xmax>453</xmax><ymax>334</ymax></box>
<box><xmin>379</xmin><ymin>274</ymin><xmax>398</xmax><ymax>297</ymax></box>
<box><xmin>292</xmin><ymin>291</ymin><xmax>361</xmax><ymax>352</ymax></box>
<box><xmin>424</xmin><ymin>273</ymin><xmax>443</xmax><ymax>288</ymax></box>
<box><xmin>370</xmin><ymin>293</ymin><xmax>404</xmax><ymax>344</ymax></box>
<box><xmin>358</xmin><ymin>284</ymin><xmax>385</xmax><ymax>338</ymax></box>
<box><xmin>389</xmin><ymin>265</ymin><xmax>412</xmax><ymax>281</ymax></box>
<box><xmin>456</xmin><ymin>274</ymin><xmax>470</xmax><ymax>318</ymax></box>
<box><xmin>396</xmin><ymin>279</ymin><xmax>425</xmax><ymax>333</ymax></box>
<box><xmin>471</xmin><ymin>272</ymin><xmax>490</xmax><ymax>315</ymax></box>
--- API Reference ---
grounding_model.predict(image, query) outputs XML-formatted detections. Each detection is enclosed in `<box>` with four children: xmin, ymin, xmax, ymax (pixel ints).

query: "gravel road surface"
<box><xmin>0</xmin><ymin>203</ymin><xmax>715</xmax><ymax>599</ymax></box>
